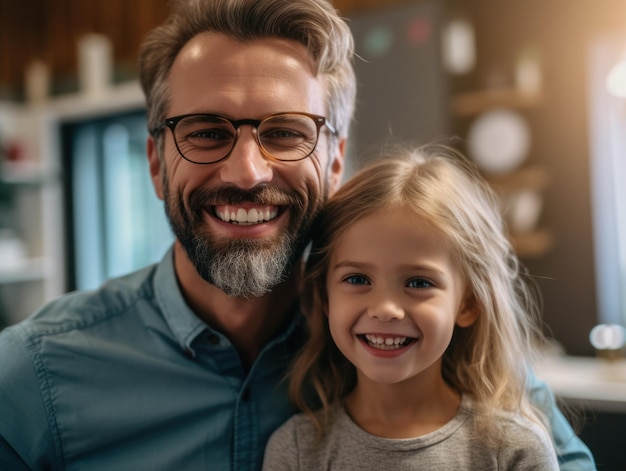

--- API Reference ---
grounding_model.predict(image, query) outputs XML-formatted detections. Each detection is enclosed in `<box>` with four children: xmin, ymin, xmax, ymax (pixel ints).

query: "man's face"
<box><xmin>148</xmin><ymin>32</ymin><xmax>345</xmax><ymax>298</ymax></box>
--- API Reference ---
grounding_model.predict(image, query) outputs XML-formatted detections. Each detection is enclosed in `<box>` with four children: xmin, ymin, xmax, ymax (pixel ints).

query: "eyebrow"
<box><xmin>331</xmin><ymin>260</ymin><xmax>447</xmax><ymax>277</ymax></box>
<box><xmin>331</xmin><ymin>261</ymin><xmax>371</xmax><ymax>270</ymax></box>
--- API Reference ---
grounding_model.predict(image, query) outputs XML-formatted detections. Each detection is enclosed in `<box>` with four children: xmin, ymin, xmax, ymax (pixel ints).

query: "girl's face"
<box><xmin>325</xmin><ymin>205</ymin><xmax>477</xmax><ymax>386</ymax></box>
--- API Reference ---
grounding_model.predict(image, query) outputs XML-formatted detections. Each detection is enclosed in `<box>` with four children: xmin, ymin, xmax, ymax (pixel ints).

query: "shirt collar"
<box><xmin>153</xmin><ymin>247</ymin><xmax>207</xmax><ymax>353</ymax></box>
<box><xmin>152</xmin><ymin>246</ymin><xmax>306</xmax><ymax>357</ymax></box>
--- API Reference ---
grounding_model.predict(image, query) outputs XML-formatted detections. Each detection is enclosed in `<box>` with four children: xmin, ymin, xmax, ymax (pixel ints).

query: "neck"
<box><xmin>173</xmin><ymin>242</ymin><xmax>301</xmax><ymax>367</ymax></box>
<box><xmin>344</xmin><ymin>365</ymin><xmax>461</xmax><ymax>439</ymax></box>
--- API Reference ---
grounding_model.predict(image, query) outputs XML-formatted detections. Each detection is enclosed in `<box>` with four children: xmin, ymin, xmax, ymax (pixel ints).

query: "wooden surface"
<box><xmin>0</xmin><ymin>0</ymin><xmax>415</xmax><ymax>100</ymax></box>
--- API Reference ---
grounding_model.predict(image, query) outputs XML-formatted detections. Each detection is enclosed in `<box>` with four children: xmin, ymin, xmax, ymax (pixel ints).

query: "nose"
<box><xmin>217</xmin><ymin>126</ymin><xmax>273</xmax><ymax>189</ymax></box>
<box><xmin>366</xmin><ymin>291</ymin><xmax>405</xmax><ymax>322</ymax></box>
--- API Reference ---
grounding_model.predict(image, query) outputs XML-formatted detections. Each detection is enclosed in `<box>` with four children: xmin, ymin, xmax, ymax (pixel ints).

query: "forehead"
<box><xmin>328</xmin><ymin>207</ymin><xmax>465</xmax><ymax>280</ymax></box>
<box><xmin>167</xmin><ymin>31</ymin><xmax>327</xmax><ymax>118</ymax></box>
<box><xmin>331</xmin><ymin>207</ymin><xmax>450</xmax><ymax>256</ymax></box>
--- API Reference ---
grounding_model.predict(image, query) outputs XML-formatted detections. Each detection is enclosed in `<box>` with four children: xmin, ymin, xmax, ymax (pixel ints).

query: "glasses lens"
<box><xmin>174</xmin><ymin>115</ymin><xmax>236</xmax><ymax>163</ymax></box>
<box><xmin>258</xmin><ymin>114</ymin><xmax>319</xmax><ymax>161</ymax></box>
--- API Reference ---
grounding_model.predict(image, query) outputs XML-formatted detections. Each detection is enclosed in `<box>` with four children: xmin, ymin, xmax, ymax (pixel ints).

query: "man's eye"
<box><xmin>189</xmin><ymin>129</ymin><xmax>232</xmax><ymax>141</ymax></box>
<box><xmin>343</xmin><ymin>275</ymin><xmax>369</xmax><ymax>286</ymax></box>
<box><xmin>407</xmin><ymin>278</ymin><xmax>433</xmax><ymax>289</ymax></box>
<box><xmin>261</xmin><ymin>128</ymin><xmax>309</xmax><ymax>148</ymax></box>
<box><xmin>264</xmin><ymin>128</ymin><xmax>302</xmax><ymax>139</ymax></box>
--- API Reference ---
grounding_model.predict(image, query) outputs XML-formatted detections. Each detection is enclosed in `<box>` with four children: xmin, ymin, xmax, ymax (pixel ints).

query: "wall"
<box><xmin>347</xmin><ymin>1</ymin><xmax>450</xmax><ymax>173</ymax></box>
<box><xmin>0</xmin><ymin>0</ymin><xmax>169</xmax><ymax>99</ymax></box>
<box><xmin>0</xmin><ymin>0</ymin><xmax>412</xmax><ymax>100</ymax></box>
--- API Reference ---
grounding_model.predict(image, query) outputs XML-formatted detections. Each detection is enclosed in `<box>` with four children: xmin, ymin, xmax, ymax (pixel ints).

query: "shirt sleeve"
<box><xmin>527</xmin><ymin>368</ymin><xmax>597</xmax><ymax>470</ymax></box>
<box><xmin>0</xmin><ymin>435</ymin><xmax>31</xmax><ymax>471</ymax></box>
<box><xmin>0</xmin><ymin>327</ymin><xmax>59</xmax><ymax>469</ymax></box>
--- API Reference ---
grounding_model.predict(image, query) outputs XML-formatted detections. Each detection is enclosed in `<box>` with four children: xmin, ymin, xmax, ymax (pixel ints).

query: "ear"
<box><xmin>147</xmin><ymin>135</ymin><xmax>164</xmax><ymax>200</ymax></box>
<box><xmin>328</xmin><ymin>138</ymin><xmax>346</xmax><ymax>196</ymax></box>
<box><xmin>455</xmin><ymin>295</ymin><xmax>479</xmax><ymax>328</ymax></box>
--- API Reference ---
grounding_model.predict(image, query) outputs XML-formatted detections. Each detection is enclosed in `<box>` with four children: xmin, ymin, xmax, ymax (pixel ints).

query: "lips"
<box><xmin>214</xmin><ymin>205</ymin><xmax>279</xmax><ymax>225</ymax></box>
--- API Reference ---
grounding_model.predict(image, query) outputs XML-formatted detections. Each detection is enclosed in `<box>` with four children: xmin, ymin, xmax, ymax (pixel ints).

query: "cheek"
<box><xmin>304</xmin><ymin>153</ymin><xmax>329</xmax><ymax>200</ymax></box>
<box><xmin>417</xmin><ymin>308</ymin><xmax>458</xmax><ymax>348</ymax></box>
<box><xmin>166</xmin><ymin>158</ymin><xmax>213</xmax><ymax>198</ymax></box>
<box><xmin>279</xmin><ymin>158</ymin><xmax>328</xmax><ymax>226</ymax></box>
<box><xmin>325</xmin><ymin>281</ymin><xmax>344</xmax><ymax>314</ymax></box>
<box><xmin>326</xmin><ymin>291</ymin><xmax>358</xmax><ymax>334</ymax></box>
<box><xmin>327</xmin><ymin>309</ymin><xmax>351</xmax><ymax>356</ymax></box>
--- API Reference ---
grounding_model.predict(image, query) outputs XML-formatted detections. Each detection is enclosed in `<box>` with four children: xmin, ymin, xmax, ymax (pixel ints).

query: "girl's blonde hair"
<box><xmin>290</xmin><ymin>143</ymin><xmax>549</xmax><ymax>446</ymax></box>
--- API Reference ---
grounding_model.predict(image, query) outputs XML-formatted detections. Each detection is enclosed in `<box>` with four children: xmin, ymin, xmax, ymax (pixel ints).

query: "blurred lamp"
<box><xmin>441</xmin><ymin>18</ymin><xmax>475</xmax><ymax>75</ymax></box>
<box><xmin>590</xmin><ymin>323</ymin><xmax>626</xmax><ymax>360</ymax></box>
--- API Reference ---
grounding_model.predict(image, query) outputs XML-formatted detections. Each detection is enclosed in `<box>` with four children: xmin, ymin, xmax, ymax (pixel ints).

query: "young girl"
<box><xmin>262</xmin><ymin>144</ymin><xmax>559</xmax><ymax>470</ymax></box>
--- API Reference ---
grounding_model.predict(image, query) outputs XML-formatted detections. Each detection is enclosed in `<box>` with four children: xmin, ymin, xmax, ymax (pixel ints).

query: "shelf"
<box><xmin>0</xmin><ymin>162</ymin><xmax>59</xmax><ymax>188</ymax></box>
<box><xmin>451</xmin><ymin>87</ymin><xmax>542</xmax><ymax>117</ymax></box>
<box><xmin>511</xmin><ymin>229</ymin><xmax>553</xmax><ymax>258</ymax></box>
<box><xmin>485</xmin><ymin>165</ymin><xmax>549</xmax><ymax>192</ymax></box>
<box><xmin>46</xmin><ymin>80</ymin><xmax>145</xmax><ymax>120</ymax></box>
<box><xmin>534</xmin><ymin>355</ymin><xmax>626</xmax><ymax>413</ymax></box>
<box><xmin>0</xmin><ymin>257</ymin><xmax>48</xmax><ymax>284</ymax></box>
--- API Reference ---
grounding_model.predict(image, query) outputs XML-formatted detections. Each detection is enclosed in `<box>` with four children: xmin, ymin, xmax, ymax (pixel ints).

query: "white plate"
<box><xmin>467</xmin><ymin>108</ymin><xmax>531</xmax><ymax>174</ymax></box>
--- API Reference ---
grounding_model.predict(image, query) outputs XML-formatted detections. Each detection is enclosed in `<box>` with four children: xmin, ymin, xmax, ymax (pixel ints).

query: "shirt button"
<box><xmin>207</xmin><ymin>334</ymin><xmax>220</xmax><ymax>345</ymax></box>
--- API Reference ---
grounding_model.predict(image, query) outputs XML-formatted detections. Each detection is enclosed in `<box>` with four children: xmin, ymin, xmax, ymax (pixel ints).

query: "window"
<box><xmin>63</xmin><ymin>110</ymin><xmax>173</xmax><ymax>291</ymax></box>
<box><xmin>589</xmin><ymin>34</ymin><xmax>626</xmax><ymax>326</ymax></box>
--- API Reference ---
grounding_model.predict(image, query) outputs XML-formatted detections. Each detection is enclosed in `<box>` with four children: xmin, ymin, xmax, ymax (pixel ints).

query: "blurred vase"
<box><xmin>78</xmin><ymin>33</ymin><xmax>113</xmax><ymax>98</ymax></box>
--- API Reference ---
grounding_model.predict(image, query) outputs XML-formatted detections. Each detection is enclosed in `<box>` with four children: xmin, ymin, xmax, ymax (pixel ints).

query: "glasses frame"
<box><xmin>155</xmin><ymin>111</ymin><xmax>338</xmax><ymax>165</ymax></box>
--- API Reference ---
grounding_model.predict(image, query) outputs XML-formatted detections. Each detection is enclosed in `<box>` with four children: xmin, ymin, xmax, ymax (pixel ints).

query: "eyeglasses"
<box><xmin>156</xmin><ymin>112</ymin><xmax>338</xmax><ymax>165</ymax></box>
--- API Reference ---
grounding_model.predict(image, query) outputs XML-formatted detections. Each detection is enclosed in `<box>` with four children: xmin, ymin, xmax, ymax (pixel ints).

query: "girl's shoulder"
<box><xmin>266</xmin><ymin>406</ymin><xmax>342</xmax><ymax>448</ymax></box>
<box><xmin>499</xmin><ymin>411</ymin><xmax>553</xmax><ymax>448</ymax></box>
<box><xmin>460</xmin><ymin>397</ymin><xmax>559</xmax><ymax>469</ymax></box>
<box><xmin>263</xmin><ymin>407</ymin><xmax>346</xmax><ymax>470</ymax></box>
<box><xmin>498</xmin><ymin>415</ymin><xmax>559</xmax><ymax>469</ymax></box>
<box><xmin>277</xmin><ymin>410</ymin><xmax>320</xmax><ymax>435</ymax></box>
<box><xmin>452</xmin><ymin>401</ymin><xmax>558</xmax><ymax>470</ymax></box>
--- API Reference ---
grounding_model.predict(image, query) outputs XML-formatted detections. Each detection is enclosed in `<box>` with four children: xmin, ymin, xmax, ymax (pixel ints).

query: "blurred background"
<box><xmin>0</xmin><ymin>0</ymin><xmax>625</xmax><ymax>468</ymax></box>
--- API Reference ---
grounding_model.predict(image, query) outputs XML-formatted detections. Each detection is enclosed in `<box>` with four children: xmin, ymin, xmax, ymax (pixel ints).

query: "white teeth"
<box><xmin>363</xmin><ymin>334</ymin><xmax>409</xmax><ymax>350</ymax></box>
<box><xmin>236</xmin><ymin>208</ymin><xmax>247</xmax><ymax>222</ymax></box>
<box><xmin>216</xmin><ymin>206</ymin><xmax>279</xmax><ymax>225</ymax></box>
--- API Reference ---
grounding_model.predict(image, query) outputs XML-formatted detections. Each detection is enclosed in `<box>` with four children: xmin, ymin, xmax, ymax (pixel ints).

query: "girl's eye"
<box><xmin>407</xmin><ymin>278</ymin><xmax>433</xmax><ymax>289</ymax></box>
<box><xmin>343</xmin><ymin>274</ymin><xmax>369</xmax><ymax>286</ymax></box>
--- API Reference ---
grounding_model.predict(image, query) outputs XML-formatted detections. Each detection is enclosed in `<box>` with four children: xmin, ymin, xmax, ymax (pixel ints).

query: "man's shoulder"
<box><xmin>3</xmin><ymin>264</ymin><xmax>159</xmax><ymax>346</ymax></box>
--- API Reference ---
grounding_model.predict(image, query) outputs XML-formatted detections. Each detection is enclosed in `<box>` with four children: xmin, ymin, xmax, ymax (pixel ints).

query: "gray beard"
<box><xmin>191</xmin><ymin>234</ymin><xmax>294</xmax><ymax>299</ymax></box>
<box><xmin>162</xmin><ymin>175</ymin><xmax>315</xmax><ymax>299</ymax></box>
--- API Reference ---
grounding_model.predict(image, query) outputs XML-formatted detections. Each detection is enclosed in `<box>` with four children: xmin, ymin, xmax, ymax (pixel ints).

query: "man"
<box><xmin>0</xmin><ymin>1</ymin><xmax>595</xmax><ymax>470</ymax></box>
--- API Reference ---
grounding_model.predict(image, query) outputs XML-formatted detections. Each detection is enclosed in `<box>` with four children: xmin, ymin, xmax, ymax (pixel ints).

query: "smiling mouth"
<box><xmin>214</xmin><ymin>205</ymin><xmax>280</xmax><ymax>225</ymax></box>
<box><xmin>360</xmin><ymin>334</ymin><xmax>415</xmax><ymax>351</ymax></box>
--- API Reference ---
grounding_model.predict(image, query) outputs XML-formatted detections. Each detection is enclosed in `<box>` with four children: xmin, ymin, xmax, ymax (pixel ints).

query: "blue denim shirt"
<box><xmin>0</xmin><ymin>249</ymin><xmax>595</xmax><ymax>470</ymax></box>
<box><xmin>0</xmin><ymin>248</ymin><xmax>304</xmax><ymax>471</ymax></box>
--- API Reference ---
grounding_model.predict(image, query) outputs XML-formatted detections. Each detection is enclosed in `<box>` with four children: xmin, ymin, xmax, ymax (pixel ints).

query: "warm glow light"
<box><xmin>606</xmin><ymin>61</ymin><xmax>626</xmax><ymax>98</ymax></box>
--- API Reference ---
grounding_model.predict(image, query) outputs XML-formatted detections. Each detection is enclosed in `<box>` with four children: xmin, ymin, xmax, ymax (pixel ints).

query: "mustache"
<box><xmin>187</xmin><ymin>185</ymin><xmax>305</xmax><ymax>212</ymax></box>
